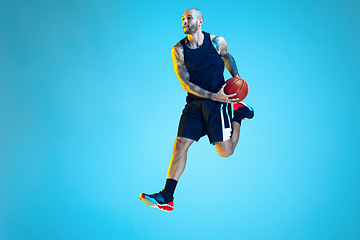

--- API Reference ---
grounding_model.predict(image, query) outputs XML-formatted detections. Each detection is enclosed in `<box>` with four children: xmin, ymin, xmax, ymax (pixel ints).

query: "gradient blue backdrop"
<box><xmin>1</xmin><ymin>0</ymin><xmax>360</xmax><ymax>239</ymax></box>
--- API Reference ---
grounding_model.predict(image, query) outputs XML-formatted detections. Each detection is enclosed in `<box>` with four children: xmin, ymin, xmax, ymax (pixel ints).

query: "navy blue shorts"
<box><xmin>177</xmin><ymin>99</ymin><xmax>233</xmax><ymax>144</ymax></box>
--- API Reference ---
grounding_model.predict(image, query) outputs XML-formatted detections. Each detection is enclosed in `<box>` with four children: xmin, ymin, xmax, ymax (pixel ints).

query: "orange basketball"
<box><xmin>224</xmin><ymin>77</ymin><xmax>249</xmax><ymax>101</ymax></box>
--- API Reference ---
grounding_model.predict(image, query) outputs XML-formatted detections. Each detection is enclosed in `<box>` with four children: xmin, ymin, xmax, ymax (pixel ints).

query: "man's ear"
<box><xmin>199</xmin><ymin>18</ymin><xmax>203</xmax><ymax>26</ymax></box>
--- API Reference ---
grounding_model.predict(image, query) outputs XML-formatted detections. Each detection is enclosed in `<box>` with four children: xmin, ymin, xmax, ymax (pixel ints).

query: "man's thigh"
<box><xmin>177</xmin><ymin>101</ymin><xmax>207</xmax><ymax>141</ymax></box>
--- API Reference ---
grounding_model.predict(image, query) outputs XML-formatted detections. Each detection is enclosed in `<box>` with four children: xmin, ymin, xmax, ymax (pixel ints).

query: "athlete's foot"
<box><xmin>139</xmin><ymin>191</ymin><xmax>174</xmax><ymax>212</ymax></box>
<box><xmin>233</xmin><ymin>102</ymin><xmax>254</xmax><ymax>123</ymax></box>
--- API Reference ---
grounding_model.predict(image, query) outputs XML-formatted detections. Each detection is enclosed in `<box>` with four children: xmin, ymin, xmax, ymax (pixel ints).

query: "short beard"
<box><xmin>184</xmin><ymin>21</ymin><xmax>199</xmax><ymax>34</ymax></box>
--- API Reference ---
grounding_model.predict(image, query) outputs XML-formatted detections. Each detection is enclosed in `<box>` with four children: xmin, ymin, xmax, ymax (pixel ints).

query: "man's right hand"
<box><xmin>210</xmin><ymin>83</ymin><xmax>239</xmax><ymax>104</ymax></box>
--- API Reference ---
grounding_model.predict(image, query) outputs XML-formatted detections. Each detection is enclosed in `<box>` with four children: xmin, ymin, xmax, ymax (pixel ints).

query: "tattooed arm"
<box><xmin>211</xmin><ymin>35</ymin><xmax>240</xmax><ymax>78</ymax></box>
<box><xmin>171</xmin><ymin>42</ymin><xmax>237</xmax><ymax>103</ymax></box>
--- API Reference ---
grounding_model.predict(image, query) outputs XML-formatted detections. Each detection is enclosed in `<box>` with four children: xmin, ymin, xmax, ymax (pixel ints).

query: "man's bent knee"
<box><xmin>218</xmin><ymin>148</ymin><xmax>234</xmax><ymax>158</ymax></box>
<box><xmin>214</xmin><ymin>140</ymin><xmax>234</xmax><ymax>158</ymax></box>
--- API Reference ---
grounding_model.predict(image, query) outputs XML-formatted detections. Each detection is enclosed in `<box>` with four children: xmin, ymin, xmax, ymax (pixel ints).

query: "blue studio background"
<box><xmin>1</xmin><ymin>0</ymin><xmax>360</xmax><ymax>239</ymax></box>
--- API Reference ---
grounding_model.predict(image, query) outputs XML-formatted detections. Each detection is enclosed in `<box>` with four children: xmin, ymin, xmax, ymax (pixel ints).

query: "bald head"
<box><xmin>184</xmin><ymin>8</ymin><xmax>203</xmax><ymax>21</ymax></box>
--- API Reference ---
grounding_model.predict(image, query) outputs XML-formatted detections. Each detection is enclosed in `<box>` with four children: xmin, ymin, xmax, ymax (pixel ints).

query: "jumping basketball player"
<box><xmin>140</xmin><ymin>8</ymin><xmax>254</xmax><ymax>211</ymax></box>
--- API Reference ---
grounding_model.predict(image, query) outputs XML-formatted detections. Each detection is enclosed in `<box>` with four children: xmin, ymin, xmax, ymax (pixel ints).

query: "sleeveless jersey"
<box><xmin>180</xmin><ymin>31</ymin><xmax>225</xmax><ymax>102</ymax></box>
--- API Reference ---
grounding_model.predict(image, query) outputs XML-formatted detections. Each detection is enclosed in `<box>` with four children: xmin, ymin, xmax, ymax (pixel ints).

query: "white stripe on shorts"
<box><xmin>220</xmin><ymin>103</ymin><xmax>232</xmax><ymax>142</ymax></box>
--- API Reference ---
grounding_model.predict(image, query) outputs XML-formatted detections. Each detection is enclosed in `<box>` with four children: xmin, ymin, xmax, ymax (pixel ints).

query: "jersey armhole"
<box><xmin>209</xmin><ymin>34</ymin><xmax>222</xmax><ymax>56</ymax></box>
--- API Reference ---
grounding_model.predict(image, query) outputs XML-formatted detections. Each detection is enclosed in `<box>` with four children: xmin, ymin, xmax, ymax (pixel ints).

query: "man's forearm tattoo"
<box><xmin>223</xmin><ymin>53</ymin><xmax>239</xmax><ymax>77</ymax></box>
<box><xmin>183</xmin><ymin>81</ymin><xmax>212</xmax><ymax>99</ymax></box>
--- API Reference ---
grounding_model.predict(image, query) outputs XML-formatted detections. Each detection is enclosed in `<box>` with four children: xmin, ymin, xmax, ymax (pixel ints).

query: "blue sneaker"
<box><xmin>139</xmin><ymin>191</ymin><xmax>174</xmax><ymax>212</ymax></box>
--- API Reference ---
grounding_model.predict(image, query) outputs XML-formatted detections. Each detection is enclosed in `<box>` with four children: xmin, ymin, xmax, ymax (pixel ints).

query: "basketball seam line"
<box><xmin>237</xmin><ymin>80</ymin><xmax>244</xmax><ymax>95</ymax></box>
<box><xmin>228</xmin><ymin>79</ymin><xmax>237</xmax><ymax>91</ymax></box>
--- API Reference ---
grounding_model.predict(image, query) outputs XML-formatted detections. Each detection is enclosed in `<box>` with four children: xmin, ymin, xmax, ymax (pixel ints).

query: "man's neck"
<box><xmin>187</xmin><ymin>30</ymin><xmax>204</xmax><ymax>48</ymax></box>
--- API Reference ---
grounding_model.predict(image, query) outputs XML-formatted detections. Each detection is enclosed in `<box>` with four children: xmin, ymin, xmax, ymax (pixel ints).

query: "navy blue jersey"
<box><xmin>180</xmin><ymin>31</ymin><xmax>225</xmax><ymax>102</ymax></box>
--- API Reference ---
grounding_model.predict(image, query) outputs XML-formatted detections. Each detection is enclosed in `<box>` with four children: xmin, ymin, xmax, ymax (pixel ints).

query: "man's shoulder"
<box><xmin>209</xmin><ymin>35</ymin><xmax>227</xmax><ymax>53</ymax></box>
<box><xmin>172</xmin><ymin>41</ymin><xmax>184</xmax><ymax>52</ymax></box>
<box><xmin>210</xmin><ymin>34</ymin><xmax>225</xmax><ymax>43</ymax></box>
<box><xmin>171</xmin><ymin>41</ymin><xmax>185</xmax><ymax>59</ymax></box>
